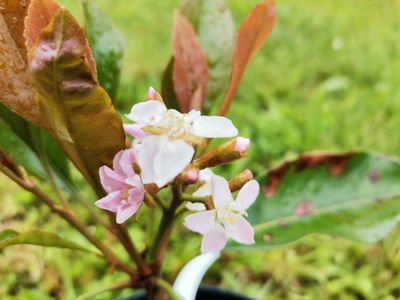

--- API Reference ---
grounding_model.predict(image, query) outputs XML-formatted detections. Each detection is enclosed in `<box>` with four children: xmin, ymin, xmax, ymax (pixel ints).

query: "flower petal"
<box><xmin>116</xmin><ymin>202</ymin><xmax>139</xmax><ymax>224</ymax></box>
<box><xmin>225</xmin><ymin>215</ymin><xmax>254</xmax><ymax>245</ymax></box>
<box><xmin>184</xmin><ymin>210</ymin><xmax>216</xmax><ymax>234</ymax></box>
<box><xmin>191</xmin><ymin>116</ymin><xmax>238</xmax><ymax>138</ymax></box>
<box><xmin>192</xmin><ymin>182</ymin><xmax>212</xmax><ymax>197</ymax></box>
<box><xmin>125</xmin><ymin>174</ymin><xmax>143</xmax><ymax>189</ymax></box>
<box><xmin>99</xmin><ymin>166</ymin><xmax>126</xmax><ymax>193</ymax></box>
<box><xmin>199</xmin><ymin>168</ymin><xmax>215</xmax><ymax>181</ymax></box>
<box><xmin>234</xmin><ymin>180</ymin><xmax>260</xmax><ymax>212</ymax></box>
<box><xmin>127</xmin><ymin>180</ymin><xmax>145</xmax><ymax>205</ymax></box>
<box><xmin>137</xmin><ymin>135</ymin><xmax>163</xmax><ymax>185</ymax></box>
<box><xmin>126</xmin><ymin>100</ymin><xmax>167</xmax><ymax>125</ymax></box>
<box><xmin>152</xmin><ymin>139</ymin><xmax>194</xmax><ymax>187</ymax></box>
<box><xmin>113</xmin><ymin>149</ymin><xmax>137</xmax><ymax>178</ymax></box>
<box><xmin>95</xmin><ymin>191</ymin><xmax>122</xmax><ymax>212</ymax></box>
<box><xmin>211</xmin><ymin>175</ymin><xmax>233</xmax><ymax>208</ymax></box>
<box><xmin>185</xmin><ymin>202</ymin><xmax>207</xmax><ymax>211</ymax></box>
<box><xmin>123</xmin><ymin>124</ymin><xmax>149</xmax><ymax>140</ymax></box>
<box><xmin>201</xmin><ymin>225</ymin><xmax>227</xmax><ymax>253</ymax></box>
<box><xmin>184</xmin><ymin>110</ymin><xmax>201</xmax><ymax>122</ymax></box>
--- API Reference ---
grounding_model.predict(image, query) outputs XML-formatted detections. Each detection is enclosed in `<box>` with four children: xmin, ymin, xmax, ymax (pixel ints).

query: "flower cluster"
<box><xmin>95</xmin><ymin>87</ymin><xmax>259</xmax><ymax>253</ymax></box>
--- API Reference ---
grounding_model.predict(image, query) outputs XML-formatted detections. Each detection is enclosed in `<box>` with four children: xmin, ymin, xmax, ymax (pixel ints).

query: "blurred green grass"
<box><xmin>1</xmin><ymin>0</ymin><xmax>400</xmax><ymax>299</ymax></box>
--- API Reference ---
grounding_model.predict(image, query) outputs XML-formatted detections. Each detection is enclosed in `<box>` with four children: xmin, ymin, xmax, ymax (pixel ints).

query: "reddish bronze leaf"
<box><xmin>25</xmin><ymin>0</ymin><xmax>97</xmax><ymax>77</ymax></box>
<box><xmin>0</xmin><ymin>0</ymin><xmax>30</xmax><ymax>60</ymax></box>
<box><xmin>0</xmin><ymin>10</ymin><xmax>45</xmax><ymax>128</ymax></box>
<box><xmin>172</xmin><ymin>11</ymin><xmax>208</xmax><ymax>112</ymax></box>
<box><xmin>218</xmin><ymin>0</ymin><xmax>276</xmax><ymax>115</ymax></box>
<box><xmin>28</xmin><ymin>9</ymin><xmax>124</xmax><ymax>193</ymax></box>
<box><xmin>161</xmin><ymin>57</ymin><xmax>180</xmax><ymax>110</ymax></box>
<box><xmin>24</xmin><ymin>0</ymin><xmax>60</xmax><ymax>50</ymax></box>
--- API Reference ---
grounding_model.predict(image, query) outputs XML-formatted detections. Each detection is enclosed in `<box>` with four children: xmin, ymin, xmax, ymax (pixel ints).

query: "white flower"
<box><xmin>192</xmin><ymin>168</ymin><xmax>215</xmax><ymax>197</ymax></box>
<box><xmin>125</xmin><ymin>100</ymin><xmax>238</xmax><ymax>187</ymax></box>
<box><xmin>184</xmin><ymin>175</ymin><xmax>259</xmax><ymax>253</ymax></box>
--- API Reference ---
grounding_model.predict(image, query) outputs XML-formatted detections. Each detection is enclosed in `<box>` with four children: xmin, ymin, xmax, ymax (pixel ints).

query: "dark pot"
<box><xmin>120</xmin><ymin>285</ymin><xmax>253</xmax><ymax>300</ymax></box>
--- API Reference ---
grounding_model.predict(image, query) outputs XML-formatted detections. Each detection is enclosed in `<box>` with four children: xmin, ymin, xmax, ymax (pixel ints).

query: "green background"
<box><xmin>1</xmin><ymin>0</ymin><xmax>400</xmax><ymax>299</ymax></box>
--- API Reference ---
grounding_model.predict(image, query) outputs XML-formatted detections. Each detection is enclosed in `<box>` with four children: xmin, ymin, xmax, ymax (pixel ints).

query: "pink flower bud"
<box><xmin>147</xmin><ymin>86</ymin><xmax>156</xmax><ymax>98</ymax></box>
<box><xmin>228</xmin><ymin>169</ymin><xmax>253</xmax><ymax>192</ymax></box>
<box><xmin>193</xmin><ymin>137</ymin><xmax>251</xmax><ymax>169</ymax></box>
<box><xmin>186</xmin><ymin>169</ymin><xmax>199</xmax><ymax>182</ymax></box>
<box><xmin>145</xmin><ymin>86</ymin><xmax>163</xmax><ymax>101</ymax></box>
<box><xmin>178</xmin><ymin>165</ymin><xmax>200</xmax><ymax>184</ymax></box>
<box><xmin>234</xmin><ymin>137</ymin><xmax>250</xmax><ymax>153</ymax></box>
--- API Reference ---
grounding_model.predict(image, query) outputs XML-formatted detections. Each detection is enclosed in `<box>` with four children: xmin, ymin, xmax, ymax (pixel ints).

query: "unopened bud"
<box><xmin>145</xmin><ymin>183</ymin><xmax>159</xmax><ymax>196</ymax></box>
<box><xmin>228</xmin><ymin>169</ymin><xmax>253</xmax><ymax>192</ymax></box>
<box><xmin>234</xmin><ymin>137</ymin><xmax>250</xmax><ymax>152</ymax></box>
<box><xmin>193</xmin><ymin>137</ymin><xmax>250</xmax><ymax>169</ymax></box>
<box><xmin>178</xmin><ymin>165</ymin><xmax>199</xmax><ymax>184</ymax></box>
<box><xmin>145</xmin><ymin>86</ymin><xmax>163</xmax><ymax>101</ymax></box>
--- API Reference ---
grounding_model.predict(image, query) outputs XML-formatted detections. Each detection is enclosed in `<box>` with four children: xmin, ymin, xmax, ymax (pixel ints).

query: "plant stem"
<box><xmin>73</xmin><ymin>190</ymin><xmax>116</xmax><ymax>234</ymax></box>
<box><xmin>111</xmin><ymin>219</ymin><xmax>152</xmax><ymax>277</ymax></box>
<box><xmin>94</xmin><ymin>186</ymin><xmax>152</xmax><ymax>277</ymax></box>
<box><xmin>181</xmin><ymin>193</ymin><xmax>206</xmax><ymax>202</ymax></box>
<box><xmin>38</xmin><ymin>146</ymin><xmax>69</xmax><ymax>207</ymax></box>
<box><xmin>75</xmin><ymin>280</ymin><xmax>133</xmax><ymax>300</ymax></box>
<box><xmin>147</xmin><ymin>185</ymin><xmax>182</xmax><ymax>270</ymax></box>
<box><xmin>153</xmin><ymin>194</ymin><xmax>168</xmax><ymax>211</ymax></box>
<box><xmin>0</xmin><ymin>164</ymin><xmax>137</xmax><ymax>278</ymax></box>
<box><xmin>146</xmin><ymin>206</ymin><xmax>156</xmax><ymax>247</ymax></box>
<box><xmin>153</xmin><ymin>278</ymin><xmax>182</xmax><ymax>300</ymax></box>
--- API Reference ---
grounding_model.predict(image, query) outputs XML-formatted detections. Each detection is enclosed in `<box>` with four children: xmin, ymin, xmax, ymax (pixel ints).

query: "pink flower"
<box><xmin>184</xmin><ymin>175</ymin><xmax>259</xmax><ymax>253</ymax></box>
<box><xmin>125</xmin><ymin>96</ymin><xmax>238</xmax><ymax>188</ymax></box>
<box><xmin>95</xmin><ymin>149</ymin><xmax>145</xmax><ymax>224</ymax></box>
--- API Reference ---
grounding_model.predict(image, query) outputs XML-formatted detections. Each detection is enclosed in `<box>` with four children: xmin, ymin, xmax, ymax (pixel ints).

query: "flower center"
<box><xmin>217</xmin><ymin>206</ymin><xmax>238</xmax><ymax>226</ymax></box>
<box><xmin>163</xmin><ymin>110</ymin><xmax>192</xmax><ymax>140</ymax></box>
<box><xmin>121</xmin><ymin>188</ymin><xmax>129</xmax><ymax>201</ymax></box>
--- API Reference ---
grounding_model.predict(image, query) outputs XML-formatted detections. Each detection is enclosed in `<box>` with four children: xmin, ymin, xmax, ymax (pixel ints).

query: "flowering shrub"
<box><xmin>1</xmin><ymin>0</ymin><xmax>400</xmax><ymax>299</ymax></box>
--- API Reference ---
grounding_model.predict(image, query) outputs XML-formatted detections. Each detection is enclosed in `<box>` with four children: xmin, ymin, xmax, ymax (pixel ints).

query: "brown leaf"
<box><xmin>0</xmin><ymin>11</ymin><xmax>45</xmax><ymax>127</ymax></box>
<box><xmin>172</xmin><ymin>11</ymin><xmax>208</xmax><ymax>112</ymax></box>
<box><xmin>217</xmin><ymin>0</ymin><xmax>276</xmax><ymax>116</ymax></box>
<box><xmin>28</xmin><ymin>9</ymin><xmax>124</xmax><ymax>194</ymax></box>
<box><xmin>0</xmin><ymin>0</ymin><xmax>30</xmax><ymax>60</ymax></box>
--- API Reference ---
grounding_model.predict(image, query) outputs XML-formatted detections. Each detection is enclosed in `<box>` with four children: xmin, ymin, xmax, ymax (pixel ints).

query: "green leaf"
<box><xmin>29</xmin><ymin>125</ymin><xmax>74</xmax><ymax>190</ymax></box>
<box><xmin>0</xmin><ymin>229</ymin><xmax>95</xmax><ymax>253</ymax></box>
<box><xmin>82</xmin><ymin>0</ymin><xmax>124</xmax><ymax>101</ymax></box>
<box><xmin>0</xmin><ymin>117</ymin><xmax>46</xmax><ymax>179</ymax></box>
<box><xmin>181</xmin><ymin>0</ymin><xmax>235</xmax><ymax>109</ymax></box>
<box><xmin>0</xmin><ymin>104</ymin><xmax>73</xmax><ymax>189</ymax></box>
<box><xmin>27</xmin><ymin>9</ymin><xmax>125</xmax><ymax>194</ymax></box>
<box><xmin>0</xmin><ymin>103</ymin><xmax>34</xmax><ymax>147</ymax></box>
<box><xmin>227</xmin><ymin>152</ymin><xmax>400</xmax><ymax>251</ymax></box>
<box><xmin>0</xmin><ymin>229</ymin><xmax>18</xmax><ymax>242</ymax></box>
